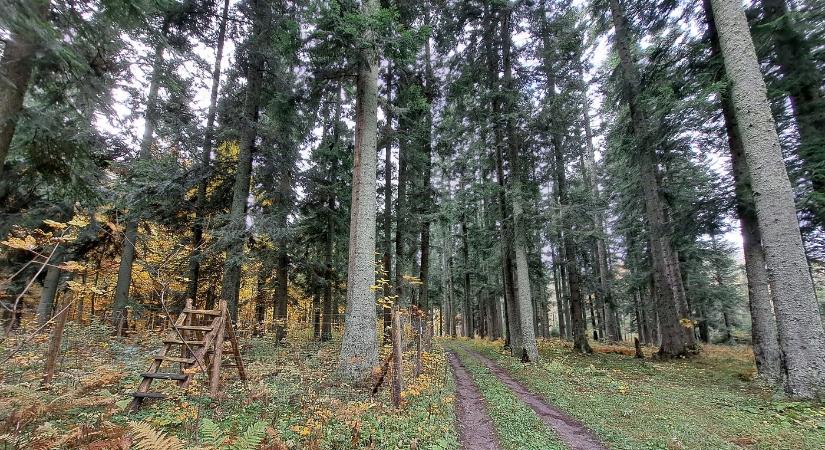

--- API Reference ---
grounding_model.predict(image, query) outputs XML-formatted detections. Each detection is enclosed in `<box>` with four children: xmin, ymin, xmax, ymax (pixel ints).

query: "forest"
<box><xmin>1</xmin><ymin>0</ymin><xmax>825</xmax><ymax>448</ymax></box>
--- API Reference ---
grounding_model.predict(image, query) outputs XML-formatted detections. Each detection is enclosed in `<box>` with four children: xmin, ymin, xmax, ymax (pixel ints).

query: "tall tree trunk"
<box><xmin>0</xmin><ymin>0</ymin><xmax>49</xmax><ymax>176</ymax></box>
<box><xmin>382</xmin><ymin>63</ymin><xmax>394</xmax><ymax>345</ymax></box>
<box><xmin>274</xmin><ymin>249</ymin><xmax>289</xmax><ymax>342</ymax></box>
<box><xmin>550</xmin><ymin>117</ymin><xmax>592</xmax><ymax>353</ymax></box>
<box><xmin>484</xmin><ymin>2</ymin><xmax>521</xmax><ymax>351</ymax></box>
<box><xmin>703</xmin><ymin>0</ymin><xmax>783</xmax><ymax>382</ymax></box>
<box><xmin>441</xmin><ymin>222</ymin><xmax>452</xmax><ymax>337</ymax></box>
<box><xmin>501</xmin><ymin>4</ymin><xmax>538</xmax><ymax>362</ymax></box>
<box><xmin>322</xmin><ymin>192</ymin><xmax>335</xmax><ymax>342</ymax></box>
<box><xmin>395</xmin><ymin>88</ymin><xmax>408</xmax><ymax>309</ymax></box>
<box><xmin>460</xmin><ymin>215</ymin><xmax>472</xmax><ymax>338</ymax></box>
<box><xmin>112</xmin><ymin>23</ymin><xmax>169</xmax><ymax>333</ymax></box>
<box><xmin>36</xmin><ymin>246</ymin><xmax>64</xmax><ymax>327</ymax></box>
<box><xmin>581</xmin><ymin>84</ymin><xmax>620</xmax><ymax>342</ymax></box>
<box><xmin>608</xmin><ymin>0</ymin><xmax>696</xmax><ymax>357</ymax></box>
<box><xmin>339</xmin><ymin>0</ymin><xmax>380</xmax><ymax>379</ymax></box>
<box><xmin>254</xmin><ymin>269</ymin><xmax>267</xmax><ymax>336</ymax></box>
<box><xmin>313</xmin><ymin>291</ymin><xmax>322</xmax><ymax>339</ymax></box>
<box><xmin>187</xmin><ymin>0</ymin><xmax>230</xmax><ymax>303</ymax></box>
<box><xmin>550</xmin><ymin>244</ymin><xmax>566</xmax><ymax>338</ymax></box>
<box><xmin>419</xmin><ymin>34</ymin><xmax>435</xmax><ymax>348</ymax></box>
<box><xmin>220</xmin><ymin>0</ymin><xmax>268</xmax><ymax>321</ymax></box>
<box><xmin>760</xmin><ymin>0</ymin><xmax>825</xmax><ymax>225</ymax></box>
<box><xmin>323</xmin><ymin>88</ymin><xmax>343</xmax><ymax>342</ymax></box>
<box><xmin>542</xmin><ymin>40</ymin><xmax>592</xmax><ymax>352</ymax></box>
<box><xmin>711</xmin><ymin>0</ymin><xmax>825</xmax><ymax>399</ymax></box>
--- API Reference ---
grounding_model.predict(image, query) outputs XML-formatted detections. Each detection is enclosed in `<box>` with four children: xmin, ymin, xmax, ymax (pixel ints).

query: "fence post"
<box><xmin>391</xmin><ymin>306</ymin><xmax>404</xmax><ymax>407</ymax></box>
<box><xmin>42</xmin><ymin>293</ymin><xmax>70</xmax><ymax>386</ymax></box>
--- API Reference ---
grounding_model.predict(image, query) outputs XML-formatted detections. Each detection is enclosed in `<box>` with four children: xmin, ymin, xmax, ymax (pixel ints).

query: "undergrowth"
<box><xmin>0</xmin><ymin>324</ymin><xmax>458</xmax><ymax>449</ymax></box>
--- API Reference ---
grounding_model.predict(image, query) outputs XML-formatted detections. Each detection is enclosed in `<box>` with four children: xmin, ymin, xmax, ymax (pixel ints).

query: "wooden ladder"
<box><xmin>129</xmin><ymin>299</ymin><xmax>246</xmax><ymax>411</ymax></box>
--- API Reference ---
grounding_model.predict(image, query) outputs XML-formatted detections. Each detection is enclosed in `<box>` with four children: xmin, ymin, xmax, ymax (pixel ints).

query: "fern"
<box><xmin>129</xmin><ymin>421</ymin><xmax>185</xmax><ymax>450</ymax></box>
<box><xmin>199</xmin><ymin>418</ymin><xmax>226</xmax><ymax>449</ymax></box>
<box><xmin>230</xmin><ymin>421</ymin><xmax>267</xmax><ymax>450</ymax></box>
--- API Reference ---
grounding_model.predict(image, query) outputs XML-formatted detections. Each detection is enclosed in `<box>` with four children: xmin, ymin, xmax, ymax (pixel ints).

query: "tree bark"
<box><xmin>0</xmin><ymin>0</ymin><xmax>49</xmax><ymax>176</ymax></box>
<box><xmin>711</xmin><ymin>0</ymin><xmax>825</xmax><ymax>399</ymax></box>
<box><xmin>760</xmin><ymin>0</ymin><xmax>825</xmax><ymax>225</ymax></box>
<box><xmin>339</xmin><ymin>0</ymin><xmax>380</xmax><ymax>379</ymax></box>
<box><xmin>702</xmin><ymin>0</ymin><xmax>783</xmax><ymax>383</ymax></box>
<box><xmin>36</xmin><ymin>246</ymin><xmax>64</xmax><ymax>327</ymax></box>
<box><xmin>608</xmin><ymin>0</ymin><xmax>696</xmax><ymax>357</ymax></box>
<box><xmin>187</xmin><ymin>0</ymin><xmax>231</xmax><ymax>303</ymax></box>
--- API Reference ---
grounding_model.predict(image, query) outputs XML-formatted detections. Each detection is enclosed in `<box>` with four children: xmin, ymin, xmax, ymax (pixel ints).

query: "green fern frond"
<box><xmin>199</xmin><ymin>418</ymin><xmax>226</xmax><ymax>449</ymax></box>
<box><xmin>129</xmin><ymin>421</ymin><xmax>185</xmax><ymax>450</ymax></box>
<box><xmin>230</xmin><ymin>421</ymin><xmax>267</xmax><ymax>450</ymax></box>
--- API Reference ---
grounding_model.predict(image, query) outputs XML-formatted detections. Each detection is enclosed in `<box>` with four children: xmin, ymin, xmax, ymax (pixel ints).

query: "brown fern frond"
<box><xmin>129</xmin><ymin>421</ymin><xmax>185</xmax><ymax>450</ymax></box>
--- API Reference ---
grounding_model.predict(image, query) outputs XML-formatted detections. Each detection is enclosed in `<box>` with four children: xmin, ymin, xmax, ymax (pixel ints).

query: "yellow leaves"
<box><xmin>67</xmin><ymin>216</ymin><xmax>89</xmax><ymax>228</ymax></box>
<box><xmin>402</xmin><ymin>274</ymin><xmax>423</xmax><ymax>286</ymax></box>
<box><xmin>217</xmin><ymin>140</ymin><xmax>241</xmax><ymax>161</ymax></box>
<box><xmin>680</xmin><ymin>318</ymin><xmax>696</xmax><ymax>328</ymax></box>
<box><xmin>290</xmin><ymin>424</ymin><xmax>312</xmax><ymax>437</ymax></box>
<box><xmin>66</xmin><ymin>280</ymin><xmax>105</xmax><ymax>295</ymax></box>
<box><xmin>1</xmin><ymin>235</ymin><xmax>37</xmax><ymax>251</ymax></box>
<box><xmin>59</xmin><ymin>261</ymin><xmax>85</xmax><ymax>272</ymax></box>
<box><xmin>43</xmin><ymin>219</ymin><xmax>67</xmax><ymax>230</ymax></box>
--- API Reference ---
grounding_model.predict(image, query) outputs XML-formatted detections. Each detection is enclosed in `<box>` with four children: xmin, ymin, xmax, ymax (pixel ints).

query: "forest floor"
<box><xmin>446</xmin><ymin>339</ymin><xmax>825</xmax><ymax>450</ymax></box>
<box><xmin>0</xmin><ymin>322</ymin><xmax>458</xmax><ymax>449</ymax></box>
<box><xmin>1</xmin><ymin>324</ymin><xmax>824</xmax><ymax>449</ymax></box>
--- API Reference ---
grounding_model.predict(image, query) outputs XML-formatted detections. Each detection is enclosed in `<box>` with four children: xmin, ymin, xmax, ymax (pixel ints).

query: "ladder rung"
<box><xmin>184</xmin><ymin>308</ymin><xmax>222</xmax><ymax>316</ymax></box>
<box><xmin>141</xmin><ymin>372</ymin><xmax>187</xmax><ymax>381</ymax></box>
<box><xmin>163</xmin><ymin>339</ymin><xmax>205</xmax><ymax>345</ymax></box>
<box><xmin>131</xmin><ymin>392</ymin><xmax>166</xmax><ymax>399</ymax></box>
<box><xmin>155</xmin><ymin>356</ymin><xmax>195</xmax><ymax>364</ymax></box>
<box><xmin>174</xmin><ymin>325</ymin><xmax>213</xmax><ymax>331</ymax></box>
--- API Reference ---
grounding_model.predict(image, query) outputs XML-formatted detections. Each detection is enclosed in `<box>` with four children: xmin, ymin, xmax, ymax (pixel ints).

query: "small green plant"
<box><xmin>199</xmin><ymin>418</ymin><xmax>267</xmax><ymax>450</ymax></box>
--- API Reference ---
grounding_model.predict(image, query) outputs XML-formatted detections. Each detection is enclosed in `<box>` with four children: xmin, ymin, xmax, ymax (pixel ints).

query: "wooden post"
<box><xmin>391</xmin><ymin>307</ymin><xmax>403</xmax><ymax>407</ymax></box>
<box><xmin>414</xmin><ymin>315</ymin><xmax>422</xmax><ymax>378</ymax></box>
<box><xmin>209</xmin><ymin>301</ymin><xmax>227</xmax><ymax>396</ymax></box>
<box><xmin>42</xmin><ymin>293</ymin><xmax>70</xmax><ymax>386</ymax></box>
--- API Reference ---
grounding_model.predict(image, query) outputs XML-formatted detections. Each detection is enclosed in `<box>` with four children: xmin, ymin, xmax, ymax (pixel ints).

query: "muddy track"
<box><xmin>446</xmin><ymin>351</ymin><xmax>501</xmax><ymax>450</ymax></box>
<box><xmin>466</xmin><ymin>349</ymin><xmax>609</xmax><ymax>450</ymax></box>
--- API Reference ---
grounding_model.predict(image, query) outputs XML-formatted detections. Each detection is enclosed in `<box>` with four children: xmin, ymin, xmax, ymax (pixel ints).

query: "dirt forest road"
<box><xmin>446</xmin><ymin>345</ymin><xmax>609</xmax><ymax>450</ymax></box>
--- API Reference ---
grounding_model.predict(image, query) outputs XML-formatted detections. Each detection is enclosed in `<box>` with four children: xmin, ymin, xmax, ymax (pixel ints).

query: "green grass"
<box><xmin>456</xmin><ymin>338</ymin><xmax>825</xmax><ymax>450</ymax></box>
<box><xmin>447</xmin><ymin>343</ymin><xmax>566</xmax><ymax>450</ymax></box>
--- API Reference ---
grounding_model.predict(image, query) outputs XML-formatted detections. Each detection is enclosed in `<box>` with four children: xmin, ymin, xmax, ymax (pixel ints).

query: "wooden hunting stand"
<box><xmin>129</xmin><ymin>299</ymin><xmax>246</xmax><ymax>411</ymax></box>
